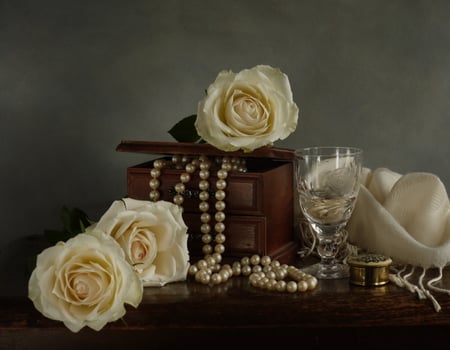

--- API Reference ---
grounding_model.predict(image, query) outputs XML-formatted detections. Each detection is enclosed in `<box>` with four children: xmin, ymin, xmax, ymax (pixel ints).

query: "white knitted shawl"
<box><xmin>346</xmin><ymin>167</ymin><xmax>450</xmax><ymax>312</ymax></box>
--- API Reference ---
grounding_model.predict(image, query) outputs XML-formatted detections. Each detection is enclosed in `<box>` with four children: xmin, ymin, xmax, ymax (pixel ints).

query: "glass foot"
<box><xmin>301</xmin><ymin>262</ymin><xmax>349</xmax><ymax>280</ymax></box>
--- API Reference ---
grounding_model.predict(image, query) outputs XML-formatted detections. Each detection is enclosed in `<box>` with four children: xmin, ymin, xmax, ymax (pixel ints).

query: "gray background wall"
<box><xmin>2</xmin><ymin>0</ymin><xmax>450</xmax><ymax>296</ymax></box>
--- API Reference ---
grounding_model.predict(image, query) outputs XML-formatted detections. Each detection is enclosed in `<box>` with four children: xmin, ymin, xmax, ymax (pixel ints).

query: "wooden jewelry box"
<box><xmin>116</xmin><ymin>140</ymin><xmax>299</xmax><ymax>264</ymax></box>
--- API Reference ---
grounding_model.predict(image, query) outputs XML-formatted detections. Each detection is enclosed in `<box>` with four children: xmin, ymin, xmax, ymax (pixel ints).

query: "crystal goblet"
<box><xmin>294</xmin><ymin>146</ymin><xmax>363</xmax><ymax>279</ymax></box>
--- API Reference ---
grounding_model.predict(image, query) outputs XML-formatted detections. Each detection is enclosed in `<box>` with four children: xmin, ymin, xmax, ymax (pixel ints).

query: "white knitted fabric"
<box><xmin>347</xmin><ymin>167</ymin><xmax>450</xmax><ymax>312</ymax></box>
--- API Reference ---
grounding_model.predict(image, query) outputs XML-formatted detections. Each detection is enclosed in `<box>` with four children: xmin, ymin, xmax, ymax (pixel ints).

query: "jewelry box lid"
<box><xmin>116</xmin><ymin>140</ymin><xmax>295</xmax><ymax>161</ymax></box>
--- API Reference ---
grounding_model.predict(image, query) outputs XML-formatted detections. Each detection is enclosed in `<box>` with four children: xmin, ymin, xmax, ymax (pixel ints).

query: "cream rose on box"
<box><xmin>28</xmin><ymin>231</ymin><xmax>143</xmax><ymax>333</ymax></box>
<box><xmin>88</xmin><ymin>198</ymin><xmax>190</xmax><ymax>287</ymax></box>
<box><xmin>194</xmin><ymin>64</ymin><xmax>299</xmax><ymax>152</ymax></box>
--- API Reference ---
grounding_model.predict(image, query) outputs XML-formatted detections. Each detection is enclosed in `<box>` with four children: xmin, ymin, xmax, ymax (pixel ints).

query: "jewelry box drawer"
<box><xmin>126</xmin><ymin>158</ymin><xmax>292</xmax><ymax>216</ymax></box>
<box><xmin>183</xmin><ymin>213</ymin><xmax>266</xmax><ymax>257</ymax></box>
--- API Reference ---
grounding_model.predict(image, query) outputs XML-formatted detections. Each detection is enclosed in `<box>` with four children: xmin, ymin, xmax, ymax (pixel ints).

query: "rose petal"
<box><xmin>28</xmin><ymin>232</ymin><xmax>143</xmax><ymax>333</ymax></box>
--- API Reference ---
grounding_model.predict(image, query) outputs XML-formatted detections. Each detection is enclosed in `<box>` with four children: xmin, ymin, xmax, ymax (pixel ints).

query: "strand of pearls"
<box><xmin>187</xmin><ymin>155</ymin><xmax>230</xmax><ymax>285</ymax></box>
<box><xmin>244</xmin><ymin>255</ymin><xmax>318</xmax><ymax>292</ymax></box>
<box><xmin>149</xmin><ymin>154</ymin><xmax>318</xmax><ymax>293</ymax></box>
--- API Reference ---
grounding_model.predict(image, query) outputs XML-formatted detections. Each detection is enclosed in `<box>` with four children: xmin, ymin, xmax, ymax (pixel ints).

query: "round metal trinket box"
<box><xmin>347</xmin><ymin>253</ymin><xmax>392</xmax><ymax>286</ymax></box>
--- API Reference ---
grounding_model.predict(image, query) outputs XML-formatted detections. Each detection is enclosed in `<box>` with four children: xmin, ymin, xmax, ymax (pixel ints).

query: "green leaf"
<box><xmin>168</xmin><ymin>114</ymin><xmax>203</xmax><ymax>143</ymax></box>
<box><xmin>61</xmin><ymin>206</ymin><xmax>91</xmax><ymax>235</ymax></box>
<box><xmin>44</xmin><ymin>206</ymin><xmax>93</xmax><ymax>245</ymax></box>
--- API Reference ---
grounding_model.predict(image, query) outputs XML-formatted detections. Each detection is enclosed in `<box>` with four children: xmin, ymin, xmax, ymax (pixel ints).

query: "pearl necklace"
<box><xmin>149</xmin><ymin>154</ymin><xmax>318</xmax><ymax>293</ymax></box>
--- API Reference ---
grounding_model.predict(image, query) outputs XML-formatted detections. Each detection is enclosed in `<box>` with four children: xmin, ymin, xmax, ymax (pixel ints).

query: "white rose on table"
<box><xmin>195</xmin><ymin>64</ymin><xmax>299</xmax><ymax>152</ymax></box>
<box><xmin>88</xmin><ymin>198</ymin><xmax>190</xmax><ymax>287</ymax></box>
<box><xmin>28</xmin><ymin>231</ymin><xmax>143</xmax><ymax>333</ymax></box>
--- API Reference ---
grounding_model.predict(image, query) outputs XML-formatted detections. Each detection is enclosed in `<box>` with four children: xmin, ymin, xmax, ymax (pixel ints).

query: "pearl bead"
<box><xmin>214</xmin><ymin>244</ymin><xmax>225</xmax><ymax>254</ymax></box>
<box><xmin>153</xmin><ymin>159</ymin><xmax>165</xmax><ymax>169</ymax></box>
<box><xmin>214</xmin><ymin>211</ymin><xmax>225</xmax><ymax>222</ymax></box>
<box><xmin>270</xmin><ymin>260</ymin><xmax>281</xmax><ymax>268</ymax></box>
<box><xmin>200</xmin><ymin>274</ymin><xmax>210</xmax><ymax>285</ymax></box>
<box><xmin>199</xmin><ymin>161</ymin><xmax>210</xmax><ymax>170</ymax></box>
<box><xmin>214</xmin><ymin>222</ymin><xmax>225</xmax><ymax>233</ymax></box>
<box><xmin>252</xmin><ymin>265</ymin><xmax>262</xmax><ymax>273</ymax></box>
<box><xmin>200</xmin><ymin>224</ymin><xmax>211</xmax><ymax>234</ymax></box>
<box><xmin>286</xmin><ymin>281</ymin><xmax>298</xmax><ymax>293</ymax></box>
<box><xmin>150</xmin><ymin>168</ymin><xmax>160</xmax><ymax>178</ymax></box>
<box><xmin>200</xmin><ymin>213</ymin><xmax>211</xmax><ymax>223</ymax></box>
<box><xmin>266</xmin><ymin>271</ymin><xmax>276</xmax><ymax>280</ymax></box>
<box><xmin>267</xmin><ymin>279</ymin><xmax>277</xmax><ymax>290</ymax></box>
<box><xmin>307</xmin><ymin>277</ymin><xmax>318</xmax><ymax>290</ymax></box>
<box><xmin>172</xmin><ymin>155</ymin><xmax>181</xmax><ymax>163</ymax></box>
<box><xmin>173</xmin><ymin>194</ymin><xmax>184</xmax><ymax>206</ymax></box>
<box><xmin>198</xmin><ymin>201</ymin><xmax>209</xmax><ymax>212</ymax></box>
<box><xmin>217</xmin><ymin>169</ymin><xmax>228</xmax><ymax>179</ymax></box>
<box><xmin>185</xmin><ymin>163</ymin><xmax>196</xmax><ymax>173</ymax></box>
<box><xmin>215</xmin><ymin>190</ymin><xmax>226</xmax><ymax>201</ymax></box>
<box><xmin>199</xmin><ymin>180</ymin><xmax>209</xmax><ymax>191</ymax></box>
<box><xmin>232</xmin><ymin>265</ymin><xmax>241</xmax><ymax>276</ymax></box>
<box><xmin>199</xmin><ymin>191</ymin><xmax>209</xmax><ymax>201</ymax></box>
<box><xmin>212</xmin><ymin>252</ymin><xmax>222</xmax><ymax>263</ymax></box>
<box><xmin>211</xmin><ymin>273</ymin><xmax>222</xmax><ymax>285</ymax></box>
<box><xmin>174</xmin><ymin>182</ymin><xmax>185</xmax><ymax>193</ymax></box>
<box><xmin>214</xmin><ymin>233</ymin><xmax>226</xmax><ymax>244</ymax></box>
<box><xmin>149</xmin><ymin>178</ymin><xmax>160</xmax><ymax>190</ymax></box>
<box><xmin>260</xmin><ymin>255</ymin><xmax>272</xmax><ymax>266</ymax></box>
<box><xmin>215</xmin><ymin>200</ymin><xmax>226</xmax><ymax>211</ymax></box>
<box><xmin>201</xmin><ymin>233</ymin><xmax>212</xmax><ymax>243</ymax></box>
<box><xmin>188</xmin><ymin>264</ymin><xmax>198</xmax><ymax>275</ymax></box>
<box><xmin>274</xmin><ymin>268</ymin><xmax>287</xmax><ymax>280</ymax></box>
<box><xmin>216</xmin><ymin>179</ymin><xmax>227</xmax><ymax>190</ymax></box>
<box><xmin>262</xmin><ymin>265</ymin><xmax>272</xmax><ymax>273</ymax></box>
<box><xmin>241</xmin><ymin>265</ymin><xmax>252</xmax><ymax>276</ymax></box>
<box><xmin>297</xmin><ymin>280</ymin><xmax>308</xmax><ymax>292</ymax></box>
<box><xmin>195</xmin><ymin>270</ymin><xmax>209</xmax><ymax>283</ymax></box>
<box><xmin>219</xmin><ymin>269</ymin><xmax>230</xmax><ymax>281</ymax></box>
<box><xmin>275</xmin><ymin>280</ymin><xmax>287</xmax><ymax>292</ymax></box>
<box><xmin>223</xmin><ymin>266</ymin><xmax>233</xmax><ymax>276</ymax></box>
<box><xmin>221</xmin><ymin>263</ymin><xmax>231</xmax><ymax>271</ymax></box>
<box><xmin>241</xmin><ymin>257</ymin><xmax>250</xmax><ymax>266</ymax></box>
<box><xmin>222</xmin><ymin>162</ymin><xmax>232</xmax><ymax>171</ymax></box>
<box><xmin>197</xmin><ymin>259</ymin><xmax>208</xmax><ymax>270</ymax></box>
<box><xmin>149</xmin><ymin>190</ymin><xmax>160</xmax><ymax>201</ymax></box>
<box><xmin>257</xmin><ymin>278</ymin><xmax>268</xmax><ymax>288</ymax></box>
<box><xmin>180</xmin><ymin>173</ymin><xmax>190</xmax><ymax>183</ymax></box>
<box><xmin>199</xmin><ymin>169</ymin><xmax>209</xmax><ymax>179</ymax></box>
<box><xmin>202</xmin><ymin>244</ymin><xmax>213</xmax><ymax>255</ymax></box>
<box><xmin>250</xmin><ymin>254</ymin><xmax>261</xmax><ymax>265</ymax></box>
<box><xmin>250</xmin><ymin>278</ymin><xmax>260</xmax><ymax>288</ymax></box>
<box><xmin>205</xmin><ymin>255</ymin><xmax>216</xmax><ymax>266</ymax></box>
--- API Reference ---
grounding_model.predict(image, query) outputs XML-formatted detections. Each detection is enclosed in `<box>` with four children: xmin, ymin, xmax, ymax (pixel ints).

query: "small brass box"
<box><xmin>348</xmin><ymin>253</ymin><xmax>392</xmax><ymax>287</ymax></box>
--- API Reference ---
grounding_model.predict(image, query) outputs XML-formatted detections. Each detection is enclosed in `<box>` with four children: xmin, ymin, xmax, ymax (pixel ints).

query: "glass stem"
<box><xmin>316</xmin><ymin>230</ymin><xmax>343</xmax><ymax>260</ymax></box>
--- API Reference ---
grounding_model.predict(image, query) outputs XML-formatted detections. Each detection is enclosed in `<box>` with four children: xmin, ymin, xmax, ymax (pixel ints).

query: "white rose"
<box><xmin>89</xmin><ymin>198</ymin><xmax>190</xmax><ymax>287</ymax></box>
<box><xmin>28</xmin><ymin>231</ymin><xmax>143</xmax><ymax>333</ymax></box>
<box><xmin>195</xmin><ymin>64</ymin><xmax>299</xmax><ymax>152</ymax></box>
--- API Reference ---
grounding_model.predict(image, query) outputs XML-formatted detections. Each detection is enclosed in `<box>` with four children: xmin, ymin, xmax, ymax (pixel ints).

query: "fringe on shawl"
<box><xmin>297</xmin><ymin>221</ymin><xmax>449</xmax><ymax>313</ymax></box>
<box><xmin>389</xmin><ymin>264</ymin><xmax>449</xmax><ymax>313</ymax></box>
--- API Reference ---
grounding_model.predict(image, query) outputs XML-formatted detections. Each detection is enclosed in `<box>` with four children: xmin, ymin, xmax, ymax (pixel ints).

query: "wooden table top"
<box><xmin>2</xmin><ymin>259</ymin><xmax>450</xmax><ymax>349</ymax></box>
